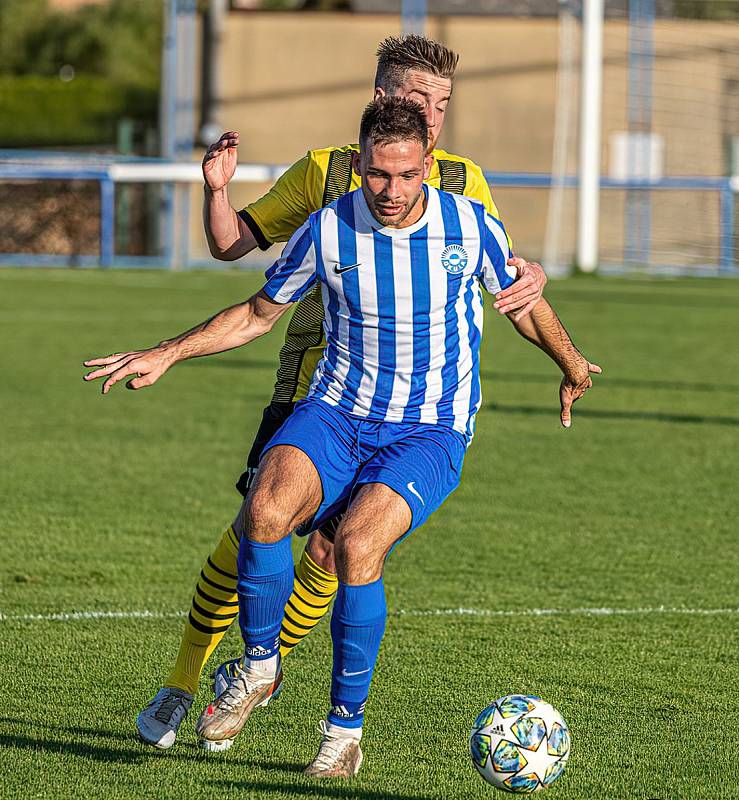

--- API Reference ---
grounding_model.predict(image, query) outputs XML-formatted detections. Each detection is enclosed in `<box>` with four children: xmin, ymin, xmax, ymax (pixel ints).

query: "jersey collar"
<box><xmin>354</xmin><ymin>185</ymin><xmax>433</xmax><ymax>237</ymax></box>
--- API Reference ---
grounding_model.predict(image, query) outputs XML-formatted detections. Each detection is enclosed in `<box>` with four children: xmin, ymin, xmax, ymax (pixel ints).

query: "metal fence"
<box><xmin>0</xmin><ymin>155</ymin><xmax>736</xmax><ymax>274</ymax></box>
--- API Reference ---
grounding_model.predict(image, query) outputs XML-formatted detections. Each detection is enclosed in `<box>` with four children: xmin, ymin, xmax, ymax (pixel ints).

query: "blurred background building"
<box><xmin>0</xmin><ymin>0</ymin><xmax>737</xmax><ymax>273</ymax></box>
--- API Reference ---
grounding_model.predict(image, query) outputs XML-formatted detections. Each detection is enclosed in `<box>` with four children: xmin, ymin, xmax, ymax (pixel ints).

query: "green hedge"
<box><xmin>0</xmin><ymin>75</ymin><xmax>156</xmax><ymax>147</ymax></box>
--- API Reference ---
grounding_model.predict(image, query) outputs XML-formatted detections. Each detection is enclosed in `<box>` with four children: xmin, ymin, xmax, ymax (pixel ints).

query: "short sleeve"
<box><xmin>239</xmin><ymin>154</ymin><xmax>312</xmax><ymax>247</ymax></box>
<box><xmin>465</xmin><ymin>163</ymin><xmax>498</xmax><ymax>216</ymax></box>
<box><xmin>262</xmin><ymin>221</ymin><xmax>317</xmax><ymax>304</ymax></box>
<box><xmin>479</xmin><ymin>213</ymin><xmax>517</xmax><ymax>295</ymax></box>
<box><xmin>464</xmin><ymin>163</ymin><xmax>514</xmax><ymax>250</ymax></box>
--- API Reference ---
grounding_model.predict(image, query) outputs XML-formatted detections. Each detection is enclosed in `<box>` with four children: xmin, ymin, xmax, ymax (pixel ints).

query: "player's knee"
<box><xmin>334</xmin><ymin>529</ymin><xmax>383</xmax><ymax>583</ymax></box>
<box><xmin>244</xmin><ymin>490</ymin><xmax>292</xmax><ymax>542</ymax></box>
<box><xmin>306</xmin><ymin>531</ymin><xmax>336</xmax><ymax>573</ymax></box>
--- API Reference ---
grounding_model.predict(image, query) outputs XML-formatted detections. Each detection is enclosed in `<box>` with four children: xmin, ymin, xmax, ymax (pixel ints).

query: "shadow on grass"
<box><xmin>0</xmin><ymin>730</ymin><xmax>151</xmax><ymax>765</ymax></box>
<box><xmin>487</xmin><ymin>401</ymin><xmax>739</xmax><ymax>427</ymax></box>
<box><xmin>0</xmin><ymin>717</ymin><xmax>300</xmax><ymax>772</ymax></box>
<box><xmin>211</xmin><ymin>778</ymin><xmax>437</xmax><ymax>800</ymax></box>
<box><xmin>0</xmin><ymin>726</ymin><xmax>436</xmax><ymax>798</ymax></box>
<box><xmin>481</xmin><ymin>370</ymin><xmax>739</xmax><ymax>395</ymax></box>
<box><xmin>547</xmin><ymin>287</ymin><xmax>739</xmax><ymax>309</ymax></box>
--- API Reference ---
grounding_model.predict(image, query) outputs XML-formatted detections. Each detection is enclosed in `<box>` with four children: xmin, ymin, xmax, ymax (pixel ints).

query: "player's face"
<box><xmin>377</xmin><ymin>70</ymin><xmax>453</xmax><ymax>153</ymax></box>
<box><xmin>354</xmin><ymin>140</ymin><xmax>434</xmax><ymax>228</ymax></box>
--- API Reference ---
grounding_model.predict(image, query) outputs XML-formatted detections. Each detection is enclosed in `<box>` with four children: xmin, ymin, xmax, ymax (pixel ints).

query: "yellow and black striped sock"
<box><xmin>279</xmin><ymin>549</ymin><xmax>338</xmax><ymax>657</ymax></box>
<box><xmin>165</xmin><ymin>525</ymin><xmax>241</xmax><ymax>695</ymax></box>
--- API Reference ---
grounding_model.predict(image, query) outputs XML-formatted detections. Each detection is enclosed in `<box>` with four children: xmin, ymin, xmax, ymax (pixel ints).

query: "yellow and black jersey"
<box><xmin>240</xmin><ymin>144</ymin><xmax>501</xmax><ymax>248</ymax></box>
<box><xmin>238</xmin><ymin>144</ymin><xmax>507</xmax><ymax>404</ymax></box>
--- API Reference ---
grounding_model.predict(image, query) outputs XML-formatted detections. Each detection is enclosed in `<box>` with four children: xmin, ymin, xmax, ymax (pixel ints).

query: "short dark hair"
<box><xmin>359</xmin><ymin>96</ymin><xmax>428</xmax><ymax>152</ymax></box>
<box><xmin>375</xmin><ymin>35</ymin><xmax>459</xmax><ymax>92</ymax></box>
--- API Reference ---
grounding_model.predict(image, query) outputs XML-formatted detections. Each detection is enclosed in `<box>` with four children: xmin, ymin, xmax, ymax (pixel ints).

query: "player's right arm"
<box><xmin>203</xmin><ymin>131</ymin><xmax>314</xmax><ymax>260</ymax></box>
<box><xmin>82</xmin><ymin>292</ymin><xmax>290</xmax><ymax>394</ymax></box>
<box><xmin>203</xmin><ymin>131</ymin><xmax>258</xmax><ymax>260</ymax></box>
<box><xmin>83</xmin><ymin>222</ymin><xmax>319</xmax><ymax>394</ymax></box>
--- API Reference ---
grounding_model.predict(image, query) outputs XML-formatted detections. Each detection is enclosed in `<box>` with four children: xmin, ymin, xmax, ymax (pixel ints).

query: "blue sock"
<box><xmin>237</xmin><ymin>536</ymin><xmax>293</xmax><ymax>661</ymax></box>
<box><xmin>329</xmin><ymin>578</ymin><xmax>387</xmax><ymax>729</ymax></box>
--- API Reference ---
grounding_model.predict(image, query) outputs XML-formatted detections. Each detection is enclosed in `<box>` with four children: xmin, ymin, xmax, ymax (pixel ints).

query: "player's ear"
<box><xmin>423</xmin><ymin>153</ymin><xmax>434</xmax><ymax>180</ymax></box>
<box><xmin>374</xmin><ymin>86</ymin><xmax>385</xmax><ymax>100</ymax></box>
<box><xmin>351</xmin><ymin>150</ymin><xmax>361</xmax><ymax>176</ymax></box>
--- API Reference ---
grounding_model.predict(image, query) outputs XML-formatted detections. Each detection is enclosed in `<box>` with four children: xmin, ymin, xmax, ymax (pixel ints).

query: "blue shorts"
<box><xmin>262</xmin><ymin>398</ymin><xmax>466</xmax><ymax>538</ymax></box>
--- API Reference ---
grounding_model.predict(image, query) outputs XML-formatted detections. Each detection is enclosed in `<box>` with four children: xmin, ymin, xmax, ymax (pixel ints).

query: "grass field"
<box><xmin>1</xmin><ymin>268</ymin><xmax>738</xmax><ymax>800</ymax></box>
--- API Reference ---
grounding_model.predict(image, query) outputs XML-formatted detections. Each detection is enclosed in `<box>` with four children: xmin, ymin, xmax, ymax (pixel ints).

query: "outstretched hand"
<box><xmin>202</xmin><ymin>131</ymin><xmax>239</xmax><ymax>192</ymax></box>
<box><xmin>560</xmin><ymin>360</ymin><xmax>602</xmax><ymax>428</ymax></box>
<box><xmin>494</xmin><ymin>257</ymin><xmax>548</xmax><ymax>321</ymax></box>
<box><xmin>83</xmin><ymin>347</ymin><xmax>174</xmax><ymax>395</ymax></box>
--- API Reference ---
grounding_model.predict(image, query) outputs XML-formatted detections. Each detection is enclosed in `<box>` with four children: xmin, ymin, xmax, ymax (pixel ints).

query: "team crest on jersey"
<box><xmin>441</xmin><ymin>244</ymin><xmax>468</xmax><ymax>274</ymax></box>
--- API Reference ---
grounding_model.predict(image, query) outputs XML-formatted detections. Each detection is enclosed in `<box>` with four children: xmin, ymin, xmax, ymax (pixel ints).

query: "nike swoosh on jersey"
<box><xmin>407</xmin><ymin>482</ymin><xmax>425</xmax><ymax>505</ymax></box>
<box><xmin>333</xmin><ymin>262</ymin><xmax>361</xmax><ymax>274</ymax></box>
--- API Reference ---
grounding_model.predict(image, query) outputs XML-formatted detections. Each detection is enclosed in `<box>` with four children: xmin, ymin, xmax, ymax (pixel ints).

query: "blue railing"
<box><xmin>484</xmin><ymin>172</ymin><xmax>736</xmax><ymax>271</ymax></box>
<box><xmin>0</xmin><ymin>159</ymin><xmax>735</xmax><ymax>273</ymax></box>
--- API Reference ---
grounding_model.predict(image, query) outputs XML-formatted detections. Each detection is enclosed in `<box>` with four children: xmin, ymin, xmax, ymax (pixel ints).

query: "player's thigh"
<box><xmin>334</xmin><ymin>483</ymin><xmax>412</xmax><ymax>583</ymax></box>
<box><xmin>356</xmin><ymin>426</ymin><xmax>467</xmax><ymax>537</ymax></box>
<box><xmin>242</xmin><ymin>445</ymin><xmax>323</xmax><ymax>541</ymax></box>
<box><xmin>260</xmin><ymin>398</ymin><xmax>361</xmax><ymax>534</ymax></box>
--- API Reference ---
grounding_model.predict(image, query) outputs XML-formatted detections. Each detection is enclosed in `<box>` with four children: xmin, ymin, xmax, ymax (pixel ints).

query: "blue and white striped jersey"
<box><xmin>262</xmin><ymin>185</ymin><xmax>516</xmax><ymax>442</ymax></box>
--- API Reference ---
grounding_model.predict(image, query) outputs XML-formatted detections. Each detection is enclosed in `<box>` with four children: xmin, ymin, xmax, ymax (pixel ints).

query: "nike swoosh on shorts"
<box><xmin>407</xmin><ymin>482</ymin><xmax>425</xmax><ymax>505</ymax></box>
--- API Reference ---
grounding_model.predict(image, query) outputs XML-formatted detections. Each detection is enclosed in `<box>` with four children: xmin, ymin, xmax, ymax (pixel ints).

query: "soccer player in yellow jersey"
<box><xmin>134</xmin><ymin>35</ymin><xmax>548</xmax><ymax>751</ymax></box>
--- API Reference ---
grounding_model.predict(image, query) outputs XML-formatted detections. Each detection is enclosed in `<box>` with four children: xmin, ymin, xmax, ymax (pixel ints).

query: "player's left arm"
<box><xmin>466</xmin><ymin>164</ymin><xmax>546</xmax><ymax>320</ymax></box>
<box><xmin>494</xmin><ymin>256</ymin><xmax>548</xmax><ymax>321</ymax></box>
<box><xmin>508</xmin><ymin>300</ymin><xmax>602</xmax><ymax>428</ymax></box>
<box><xmin>480</xmin><ymin>213</ymin><xmax>601</xmax><ymax>428</ymax></box>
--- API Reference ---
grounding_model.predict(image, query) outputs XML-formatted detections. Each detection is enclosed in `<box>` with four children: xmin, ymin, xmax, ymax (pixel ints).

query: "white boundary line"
<box><xmin>0</xmin><ymin>606</ymin><xmax>736</xmax><ymax>624</ymax></box>
<box><xmin>397</xmin><ymin>606</ymin><xmax>739</xmax><ymax>618</ymax></box>
<box><xmin>0</xmin><ymin>610</ymin><xmax>187</xmax><ymax>623</ymax></box>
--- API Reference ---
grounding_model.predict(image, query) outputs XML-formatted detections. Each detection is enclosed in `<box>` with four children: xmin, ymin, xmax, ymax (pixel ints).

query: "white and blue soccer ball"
<box><xmin>469</xmin><ymin>694</ymin><xmax>571</xmax><ymax>793</ymax></box>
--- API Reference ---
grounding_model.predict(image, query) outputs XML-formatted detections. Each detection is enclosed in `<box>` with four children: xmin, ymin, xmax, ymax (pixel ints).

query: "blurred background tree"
<box><xmin>0</xmin><ymin>0</ymin><xmax>161</xmax><ymax>148</ymax></box>
<box><xmin>674</xmin><ymin>0</ymin><xmax>739</xmax><ymax>19</ymax></box>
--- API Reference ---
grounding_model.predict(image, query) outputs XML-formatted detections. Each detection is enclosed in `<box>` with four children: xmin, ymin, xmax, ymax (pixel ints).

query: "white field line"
<box><xmin>0</xmin><ymin>606</ymin><xmax>737</xmax><ymax>624</ymax></box>
<box><xmin>396</xmin><ymin>606</ymin><xmax>739</xmax><ymax>618</ymax></box>
<box><xmin>0</xmin><ymin>610</ymin><xmax>187</xmax><ymax>623</ymax></box>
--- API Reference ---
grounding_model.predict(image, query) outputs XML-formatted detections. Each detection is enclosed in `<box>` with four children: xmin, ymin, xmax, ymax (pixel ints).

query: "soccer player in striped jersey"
<box><xmin>83</xmin><ymin>97</ymin><xmax>599</xmax><ymax>776</ymax></box>
<box><xmin>133</xmin><ymin>36</ymin><xmax>547</xmax><ymax>750</ymax></box>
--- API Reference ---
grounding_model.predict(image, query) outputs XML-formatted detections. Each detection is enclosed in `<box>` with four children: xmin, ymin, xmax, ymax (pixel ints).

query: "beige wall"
<box><xmin>188</xmin><ymin>12</ymin><xmax>739</xmax><ymax>267</ymax></box>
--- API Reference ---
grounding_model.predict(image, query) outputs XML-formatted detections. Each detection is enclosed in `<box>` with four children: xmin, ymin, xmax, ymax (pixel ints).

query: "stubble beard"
<box><xmin>372</xmin><ymin>188</ymin><xmax>424</xmax><ymax>228</ymax></box>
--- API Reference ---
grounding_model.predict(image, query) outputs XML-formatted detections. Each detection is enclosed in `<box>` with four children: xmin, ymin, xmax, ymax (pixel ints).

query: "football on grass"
<box><xmin>469</xmin><ymin>694</ymin><xmax>571</xmax><ymax>793</ymax></box>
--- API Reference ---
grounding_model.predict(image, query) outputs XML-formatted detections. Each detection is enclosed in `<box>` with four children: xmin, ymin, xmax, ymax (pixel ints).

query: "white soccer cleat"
<box><xmin>303</xmin><ymin>720</ymin><xmax>364</xmax><ymax>778</ymax></box>
<box><xmin>196</xmin><ymin>657</ymin><xmax>283</xmax><ymax>753</ymax></box>
<box><xmin>136</xmin><ymin>687</ymin><xmax>193</xmax><ymax>749</ymax></box>
<box><xmin>199</xmin><ymin>657</ymin><xmax>244</xmax><ymax>753</ymax></box>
